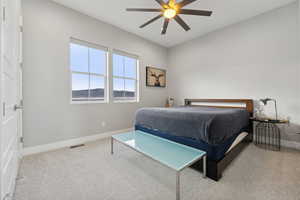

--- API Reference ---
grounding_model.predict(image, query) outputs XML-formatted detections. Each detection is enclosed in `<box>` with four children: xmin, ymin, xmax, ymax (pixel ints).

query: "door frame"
<box><xmin>0</xmin><ymin>0</ymin><xmax>4</xmax><ymax>196</ymax></box>
<box><xmin>17</xmin><ymin>13</ymin><xmax>23</xmax><ymax>155</ymax></box>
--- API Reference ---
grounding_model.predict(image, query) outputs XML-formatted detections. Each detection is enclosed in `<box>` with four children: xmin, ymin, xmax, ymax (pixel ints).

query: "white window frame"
<box><xmin>112</xmin><ymin>49</ymin><xmax>139</xmax><ymax>103</ymax></box>
<box><xmin>70</xmin><ymin>38</ymin><xmax>109</xmax><ymax>104</ymax></box>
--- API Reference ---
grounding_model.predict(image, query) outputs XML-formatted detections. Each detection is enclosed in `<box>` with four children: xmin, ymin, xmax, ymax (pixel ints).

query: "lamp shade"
<box><xmin>260</xmin><ymin>98</ymin><xmax>273</xmax><ymax>105</ymax></box>
<box><xmin>259</xmin><ymin>98</ymin><xmax>278</xmax><ymax>120</ymax></box>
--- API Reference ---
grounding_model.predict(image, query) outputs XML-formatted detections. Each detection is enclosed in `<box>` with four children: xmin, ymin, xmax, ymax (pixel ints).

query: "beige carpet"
<box><xmin>14</xmin><ymin>139</ymin><xmax>300</xmax><ymax>200</ymax></box>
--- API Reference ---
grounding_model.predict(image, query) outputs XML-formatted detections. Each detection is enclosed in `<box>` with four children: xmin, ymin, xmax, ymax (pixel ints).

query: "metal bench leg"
<box><xmin>203</xmin><ymin>155</ymin><xmax>207</xmax><ymax>178</ymax></box>
<box><xmin>176</xmin><ymin>171</ymin><xmax>180</xmax><ymax>200</ymax></box>
<box><xmin>111</xmin><ymin>137</ymin><xmax>114</xmax><ymax>155</ymax></box>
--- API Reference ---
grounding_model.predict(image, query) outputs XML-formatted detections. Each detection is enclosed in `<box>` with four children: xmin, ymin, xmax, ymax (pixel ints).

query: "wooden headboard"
<box><xmin>184</xmin><ymin>99</ymin><xmax>254</xmax><ymax>116</ymax></box>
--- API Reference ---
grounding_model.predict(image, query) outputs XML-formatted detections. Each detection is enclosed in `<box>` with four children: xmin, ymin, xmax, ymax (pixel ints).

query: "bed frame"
<box><xmin>184</xmin><ymin>99</ymin><xmax>254</xmax><ymax>181</ymax></box>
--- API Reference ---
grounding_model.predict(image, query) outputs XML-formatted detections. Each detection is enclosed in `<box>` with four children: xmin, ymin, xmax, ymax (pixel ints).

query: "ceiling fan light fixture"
<box><xmin>163</xmin><ymin>8</ymin><xmax>177</xmax><ymax>19</ymax></box>
<box><xmin>126</xmin><ymin>0</ymin><xmax>213</xmax><ymax>34</ymax></box>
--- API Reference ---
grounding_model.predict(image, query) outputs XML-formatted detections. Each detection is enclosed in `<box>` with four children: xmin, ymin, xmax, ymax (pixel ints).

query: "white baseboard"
<box><xmin>22</xmin><ymin>128</ymin><xmax>134</xmax><ymax>156</ymax></box>
<box><xmin>281</xmin><ymin>140</ymin><xmax>300</xmax><ymax>150</ymax></box>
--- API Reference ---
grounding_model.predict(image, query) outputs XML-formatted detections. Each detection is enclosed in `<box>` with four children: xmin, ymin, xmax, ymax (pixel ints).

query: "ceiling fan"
<box><xmin>126</xmin><ymin>0</ymin><xmax>212</xmax><ymax>35</ymax></box>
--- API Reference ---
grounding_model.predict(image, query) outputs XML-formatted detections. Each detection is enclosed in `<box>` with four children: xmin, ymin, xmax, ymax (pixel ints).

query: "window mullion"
<box><xmin>112</xmin><ymin>76</ymin><xmax>136</xmax><ymax>81</ymax></box>
<box><xmin>88</xmin><ymin>47</ymin><xmax>91</xmax><ymax>100</ymax></box>
<box><xmin>89</xmin><ymin>72</ymin><xmax>105</xmax><ymax>77</ymax></box>
<box><xmin>123</xmin><ymin>56</ymin><xmax>125</xmax><ymax>98</ymax></box>
<box><xmin>71</xmin><ymin>71</ymin><xmax>90</xmax><ymax>75</ymax></box>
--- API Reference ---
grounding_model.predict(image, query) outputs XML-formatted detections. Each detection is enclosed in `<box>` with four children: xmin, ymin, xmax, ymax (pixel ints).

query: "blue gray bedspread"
<box><xmin>134</xmin><ymin>107</ymin><xmax>250</xmax><ymax>145</ymax></box>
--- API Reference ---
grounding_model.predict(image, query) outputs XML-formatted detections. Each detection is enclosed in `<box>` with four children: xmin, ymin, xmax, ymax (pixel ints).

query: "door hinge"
<box><xmin>20</xmin><ymin>26</ymin><xmax>23</xmax><ymax>33</ymax></box>
<box><xmin>20</xmin><ymin>137</ymin><xmax>24</xmax><ymax>143</ymax></box>
<box><xmin>2</xmin><ymin>102</ymin><xmax>5</xmax><ymax>117</ymax></box>
<box><xmin>2</xmin><ymin>7</ymin><xmax>6</xmax><ymax>22</ymax></box>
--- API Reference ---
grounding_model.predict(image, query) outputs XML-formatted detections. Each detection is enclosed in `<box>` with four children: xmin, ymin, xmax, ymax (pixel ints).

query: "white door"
<box><xmin>0</xmin><ymin>0</ymin><xmax>22</xmax><ymax>199</ymax></box>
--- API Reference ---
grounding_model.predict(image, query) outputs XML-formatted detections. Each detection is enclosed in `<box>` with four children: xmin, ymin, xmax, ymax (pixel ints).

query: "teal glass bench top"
<box><xmin>112</xmin><ymin>130</ymin><xmax>206</xmax><ymax>171</ymax></box>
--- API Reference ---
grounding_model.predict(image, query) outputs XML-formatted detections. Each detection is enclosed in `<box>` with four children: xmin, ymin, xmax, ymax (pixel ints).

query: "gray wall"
<box><xmin>168</xmin><ymin>2</ymin><xmax>300</xmax><ymax>142</ymax></box>
<box><xmin>23</xmin><ymin>0</ymin><xmax>168</xmax><ymax>147</ymax></box>
<box><xmin>23</xmin><ymin>0</ymin><xmax>300</xmax><ymax>147</ymax></box>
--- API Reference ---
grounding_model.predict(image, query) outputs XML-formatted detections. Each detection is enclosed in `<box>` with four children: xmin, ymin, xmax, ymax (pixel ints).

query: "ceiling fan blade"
<box><xmin>179</xmin><ymin>9</ymin><xmax>212</xmax><ymax>16</ymax></box>
<box><xmin>154</xmin><ymin>0</ymin><xmax>168</xmax><ymax>7</ymax></box>
<box><xmin>126</xmin><ymin>8</ymin><xmax>162</xmax><ymax>12</ymax></box>
<box><xmin>168</xmin><ymin>0</ymin><xmax>176</xmax><ymax>7</ymax></box>
<box><xmin>140</xmin><ymin>14</ymin><xmax>163</xmax><ymax>28</ymax></box>
<box><xmin>177</xmin><ymin>0</ymin><xmax>197</xmax><ymax>8</ymax></box>
<box><xmin>161</xmin><ymin>19</ymin><xmax>170</xmax><ymax>35</ymax></box>
<box><xmin>174</xmin><ymin>16</ymin><xmax>190</xmax><ymax>31</ymax></box>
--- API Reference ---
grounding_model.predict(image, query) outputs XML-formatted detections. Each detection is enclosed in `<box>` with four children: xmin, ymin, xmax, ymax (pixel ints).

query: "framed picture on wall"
<box><xmin>146</xmin><ymin>67</ymin><xmax>166</xmax><ymax>87</ymax></box>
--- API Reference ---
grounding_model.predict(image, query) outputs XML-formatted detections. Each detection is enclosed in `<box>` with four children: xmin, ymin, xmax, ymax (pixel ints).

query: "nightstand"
<box><xmin>251</xmin><ymin>118</ymin><xmax>289</xmax><ymax>151</ymax></box>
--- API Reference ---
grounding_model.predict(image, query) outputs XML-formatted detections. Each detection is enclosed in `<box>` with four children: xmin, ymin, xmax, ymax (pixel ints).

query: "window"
<box><xmin>112</xmin><ymin>51</ymin><xmax>139</xmax><ymax>102</ymax></box>
<box><xmin>70</xmin><ymin>39</ymin><xmax>108</xmax><ymax>103</ymax></box>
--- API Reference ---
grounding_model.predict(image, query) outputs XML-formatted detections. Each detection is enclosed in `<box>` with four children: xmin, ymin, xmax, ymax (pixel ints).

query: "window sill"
<box><xmin>70</xmin><ymin>100</ymin><xmax>108</xmax><ymax>105</ymax></box>
<box><xmin>113</xmin><ymin>100</ymin><xmax>139</xmax><ymax>104</ymax></box>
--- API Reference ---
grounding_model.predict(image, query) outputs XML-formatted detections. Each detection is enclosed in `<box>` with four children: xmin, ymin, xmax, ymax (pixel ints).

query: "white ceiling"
<box><xmin>52</xmin><ymin>0</ymin><xmax>296</xmax><ymax>47</ymax></box>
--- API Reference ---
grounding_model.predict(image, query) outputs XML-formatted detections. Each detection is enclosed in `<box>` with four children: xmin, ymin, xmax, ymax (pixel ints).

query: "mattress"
<box><xmin>135</xmin><ymin>106</ymin><xmax>250</xmax><ymax>145</ymax></box>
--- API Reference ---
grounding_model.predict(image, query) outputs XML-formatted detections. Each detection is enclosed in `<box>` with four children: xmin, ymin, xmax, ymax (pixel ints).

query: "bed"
<box><xmin>134</xmin><ymin>99</ymin><xmax>254</xmax><ymax>181</ymax></box>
